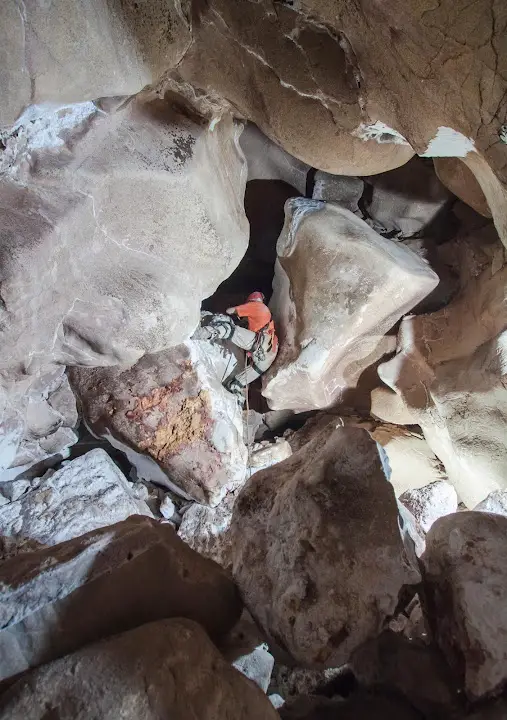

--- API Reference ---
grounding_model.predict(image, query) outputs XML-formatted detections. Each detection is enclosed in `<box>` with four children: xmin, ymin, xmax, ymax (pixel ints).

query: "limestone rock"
<box><xmin>377</xmin><ymin>260</ymin><xmax>507</xmax><ymax>507</ymax></box>
<box><xmin>0</xmin><ymin>368</ymin><xmax>78</xmax><ymax>482</ymax></box>
<box><xmin>312</xmin><ymin>172</ymin><xmax>364</xmax><ymax>214</ymax></box>
<box><xmin>0</xmin><ymin>96</ymin><xmax>248</xmax><ymax>380</ymax></box>
<box><xmin>0</xmin><ymin>516</ymin><xmax>241</xmax><ymax>683</ymax></box>
<box><xmin>435</xmin><ymin>157</ymin><xmax>492</xmax><ymax>218</ymax></box>
<box><xmin>233</xmin><ymin>644</ymin><xmax>275</xmax><ymax>693</ymax></box>
<box><xmin>240</xmin><ymin>122</ymin><xmax>309</xmax><ymax>195</ymax></box>
<box><xmin>422</xmin><ymin>512</ymin><xmax>507</xmax><ymax>700</ymax></box>
<box><xmin>178</xmin><ymin>492</ymin><xmax>237</xmax><ymax>569</ymax></box>
<box><xmin>70</xmin><ymin>340</ymin><xmax>247</xmax><ymax>506</ymax></box>
<box><xmin>231</xmin><ymin>426</ymin><xmax>419</xmax><ymax>668</ymax></box>
<box><xmin>363</xmin><ymin>157</ymin><xmax>452</xmax><ymax>237</ymax></box>
<box><xmin>0</xmin><ymin>449</ymin><xmax>153</xmax><ymax>560</ymax></box>
<box><xmin>475</xmin><ymin>491</ymin><xmax>507</xmax><ymax>517</ymax></box>
<box><xmin>249</xmin><ymin>438</ymin><xmax>292</xmax><ymax>475</ymax></box>
<box><xmin>399</xmin><ymin>481</ymin><xmax>458</xmax><ymax>534</ymax></box>
<box><xmin>371</xmin><ymin>425</ymin><xmax>448</xmax><ymax>497</ymax></box>
<box><xmin>263</xmin><ymin>199</ymin><xmax>438</xmax><ymax>411</ymax></box>
<box><xmin>0</xmin><ymin>0</ymin><xmax>191</xmax><ymax>127</ymax></box>
<box><xmin>0</xmin><ymin>619</ymin><xmax>277</xmax><ymax>720</ymax></box>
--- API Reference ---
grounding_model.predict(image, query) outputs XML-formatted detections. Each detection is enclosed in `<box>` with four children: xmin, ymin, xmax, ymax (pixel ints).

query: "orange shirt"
<box><xmin>234</xmin><ymin>301</ymin><xmax>272</xmax><ymax>333</ymax></box>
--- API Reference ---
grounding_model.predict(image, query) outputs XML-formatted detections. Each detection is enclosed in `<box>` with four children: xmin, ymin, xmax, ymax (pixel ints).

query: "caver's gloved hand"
<box><xmin>226</xmin><ymin>307</ymin><xmax>236</xmax><ymax>315</ymax></box>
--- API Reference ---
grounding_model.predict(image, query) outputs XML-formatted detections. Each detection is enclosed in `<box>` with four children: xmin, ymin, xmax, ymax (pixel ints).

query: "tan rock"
<box><xmin>422</xmin><ymin>512</ymin><xmax>507</xmax><ymax>700</ymax></box>
<box><xmin>231</xmin><ymin>426</ymin><xmax>419</xmax><ymax>668</ymax></box>
<box><xmin>70</xmin><ymin>341</ymin><xmax>247</xmax><ymax>506</ymax></box>
<box><xmin>0</xmin><ymin>619</ymin><xmax>277</xmax><ymax>720</ymax></box>
<box><xmin>435</xmin><ymin>157</ymin><xmax>492</xmax><ymax>218</ymax></box>
<box><xmin>0</xmin><ymin>96</ymin><xmax>247</xmax><ymax>380</ymax></box>
<box><xmin>0</xmin><ymin>516</ymin><xmax>241</xmax><ymax>683</ymax></box>
<box><xmin>263</xmin><ymin>199</ymin><xmax>438</xmax><ymax>411</ymax></box>
<box><xmin>377</xmin><ymin>260</ymin><xmax>507</xmax><ymax>507</ymax></box>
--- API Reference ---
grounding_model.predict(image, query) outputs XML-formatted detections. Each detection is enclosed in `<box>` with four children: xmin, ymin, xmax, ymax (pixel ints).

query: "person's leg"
<box><xmin>226</xmin><ymin>338</ymin><xmax>278</xmax><ymax>397</ymax></box>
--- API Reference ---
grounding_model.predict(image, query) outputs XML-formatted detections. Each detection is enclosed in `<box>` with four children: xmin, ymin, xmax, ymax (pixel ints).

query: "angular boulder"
<box><xmin>312</xmin><ymin>171</ymin><xmax>364</xmax><ymax>213</ymax></box>
<box><xmin>0</xmin><ymin>95</ymin><xmax>248</xmax><ymax>379</ymax></box>
<box><xmin>0</xmin><ymin>368</ymin><xmax>78</xmax><ymax>482</ymax></box>
<box><xmin>377</xmin><ymin>260</ymin><xmax>507</xmax><ymax>507</ymax></box>
<box><xmin>0</xmin><ymin>516</ymin><xmax>241</xmax><ymax>683</ymax></box>
<box><xmin>231</xmin><ymin>426</ymin><xmax>419</xmax><ymax>667</ymax></box>
<box><xmin>178</xmin><ymin>491</ymin><xmax>237</xmax><ymax>569</ymax></box>
<box><xmin>399</xmin><ymin>481</ymin><xmax>458</xmax><ymax>534</ymax></box>
<box><xmin>0</xmin><ymin>619</ymin><xmax>277</xmax><ymax>720</ymax></box>
<box><xmin>475</xmin><ymin>491</ymin><xmax>507</xmax><ymax>517</ymax></box>
<box><xmin>0</xmin><ymin>449</ymin><xmax>153</xmax><ymax>560</ymax></box>
<box><xmin>422</xmin><ymin>512</ymin><xmax>507</xmax><ymax>700</ymax></box>
<box><xmin>70</xmin><ymin>341</ymin><xmax>247</xmax><ymax>506</ymax></box>
<box><xmin>263</xmin><ymin>199</ymin><xmax>438</xmax><ymax>411</ymax></box>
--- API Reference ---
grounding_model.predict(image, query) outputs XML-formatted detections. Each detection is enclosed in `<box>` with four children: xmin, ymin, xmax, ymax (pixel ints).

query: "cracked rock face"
<box><xmin>263</xmin><ymin>199</ymin><xmax>438</xmax><ymax>411</ymax></box>
<box><xmin>0</xmin><ymin>619</ymin><xmax>278</xmax><ymax>720</ymax></box>
<box><xmin>376</xmin><ymin>259</ymin><xmax>507</xmax><ymax>508</ymax></box>
<box><xmin>0</xmin><ymin>96</ymin><xmax>248</xmax><ymax>381</ymax></box>
<box><xmin>0</xmin><ymin>367</ymin><xmax>78</xmax><ymax>482</ymax></box>
<box><xmin>231</xmin><ymin>426</ymin><xmax>419</xmax><ymax>668</ymax></box>
<box><xmin>0</xmin><ymin>449</ymin><xmax>153</xmax><ymax>560</ymax></box>
<box><xmin>422</xmin><ymin>512</ymin><xmax>507</xmax><ymax>701</ymax></box>
<box><xmin>70</xmin><ymin>341</ymin><xmax>247</xmax><ymax>506</ymax></box>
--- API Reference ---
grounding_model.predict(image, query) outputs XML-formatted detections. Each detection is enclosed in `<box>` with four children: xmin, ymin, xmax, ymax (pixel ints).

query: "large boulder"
<box><xmin>0</xmin><ymin>516</ymin><xmax>241</xmax><ymax>683</ymax></box>
<box><xmin>399</xmin><ymin>481</ymin><xmax>458</xmax><ymax>534</ymax></box>
<box><xmin>0</xmin><ymin>368</ymin><xmax>78</xmax><ymax>482</ymax></box>
<box><xmin>263</xmin><ymin>199</ymin><xmax>438</xmax><ymax>411</ymax></box>
<box><xmin>70</xmin><ymin>340</ymin><xmax>247</xmax><ymax>506</ymax></box>
<box><xmin>0</xmin><ymin>619</ymin><xmax>278</xmax><ymax>720</ymax></box>
<box><xmin>231</xmin><ymin>426</ymin><xmax>419</xmax><ymax>668</ymax></box>
<box><xmin>422</xmin><ymin>512</ymin><xmax>507</xmax><ymax>700</ymax></box>
<box><xmin>377</xmin><ymin>260</ymin><xmax>507</xmax><ymax>507</ymax></box>
<box><xmin>434</xmin><ymin>157</ymin><xmax>492</xmax><ymax>218</ymax></box>
<box><xmin>0</xmin><ymin>95</ymin><xmax>248</xmax><ymax>381</ymax></box>
<box><xmin>0</xmin><ymin>449</ymin><xmax>153</xmax><ymax>560</ymax></box>
<box><xmin>0</xmin><ymin>0</ymin><xmax>191</xmax><ymax>128</ymax></box>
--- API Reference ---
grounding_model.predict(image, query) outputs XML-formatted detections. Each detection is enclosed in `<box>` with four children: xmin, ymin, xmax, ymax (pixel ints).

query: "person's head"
<box><xmin>247</xmin><ymin>291</ymin><xmax>265</xmax><ymax>303</ymax></box>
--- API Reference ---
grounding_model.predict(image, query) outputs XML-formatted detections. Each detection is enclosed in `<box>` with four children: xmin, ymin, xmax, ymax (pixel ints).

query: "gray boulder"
<box><xmin>422</xmin><ymin>512</ymin><xmax>507</xmax><ymax>700</ymax></box>
<box><xmin>0</xmin><ymin>516</ymin><xmax>241</xmax><ymax>683</ymax></box>
<box><xmin>231</xmin><ymin>426</ymin><xmax>419</xmax><ymax>667</ymax></box>
<box><xmin>0</xmin><ymin>619</ymin><xmax>278</xmax><ymax>720</ymax></box>
<box><xmin>0</xmin><ymin>449</ymin><xmax>153</xmax><ymax>560</ymax></box>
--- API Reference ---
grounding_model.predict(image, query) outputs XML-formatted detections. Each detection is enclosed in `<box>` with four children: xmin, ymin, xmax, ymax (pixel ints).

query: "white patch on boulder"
<box><xmin>420</xmin><ymin>127</ymin><xmax>475</xmax><ymax>157</ymax></box>
<box><xmin>353</xmin><ymin>121</ymin><xmax>410</xmax><ymax>145</ymax></box>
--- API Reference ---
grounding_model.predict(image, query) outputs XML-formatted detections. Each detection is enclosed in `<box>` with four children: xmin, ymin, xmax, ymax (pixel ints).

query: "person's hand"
<box><xmin>226</xmin><ymin>307</ymin><xmax>236</xmax><ymax>315</ymax></box>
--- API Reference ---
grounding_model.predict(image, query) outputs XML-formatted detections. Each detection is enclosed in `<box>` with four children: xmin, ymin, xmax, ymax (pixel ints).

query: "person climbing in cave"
<box><xmin>195</xmin><ymin>291</ymin><xmax>278</xmax><ymax>403</ymax></box>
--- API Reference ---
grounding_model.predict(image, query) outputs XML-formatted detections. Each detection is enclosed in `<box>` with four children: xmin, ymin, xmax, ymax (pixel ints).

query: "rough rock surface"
<box><xmin>263</xmin><ymin>199</ymin><xmax>438</xmax><ymax>411</ymax></box>
<box><xmin>233</xmin><ymin>644</ymin><xmax>275</xmax><ymax>693</ymax></box>
<box><xmin>399</xmin><ymin>481</ymin><xmax>458</xmax><ymax>534</ymax></box>
<box><xmin>0</xmin><ymin>96</ymin><xmax>248</xmax><ymax>380</ymax></box>
<box><xmin>178</xmin><ymin>491</ymin><xmax>237</xmax><ymax>569</ymax></box>
<box><xmin>0</xmin><ymin>516</ymin><xmax>241</xmax><ymax>683</ymax></box>
<box><xmin>377</xmin><ymin>260</ymin><xmax>507</xmax><ymax>507</ymax></box>
<box><xmin>0</xmin><ymin>449</ymin><xmax>153</xmax><ymax>560</ymax></box>
<box><xmin>0</xmin><ymin>619</ymin><xmax>278</xmax><ymax>720</ymax></box>
<box><xmin>422</xmin><ymin>512</ymin><xmax>507</xmax><ymax>700</ymax></box>
<box><xmin>240</xmin><ymin>123</ymin><xmax>309</xmax><ymax>195</ymax></box>
<box><xmin>363</xmin><ymin>157</ymin><xmax>452</xmax><ymax>237</ymax></box>
<box><xmin>0</xmin><ymin>368</ymin><xmax>78</xmax><ymax>482</ymax></box>
<box><xmin>312</xmin><ymin>172</ymin><xmax>364</xmax><ymax>214</ymax></box>
<box><xmin>177</xmin><ymin>438</ymin><xmax>290</xmax><ymax>566</ymax></box>
<box><xmin>231</xmin><ymin>426</ymin><xmax>419</xmax><ymax>667</ymax></box>
<box><xmin>351</xmin><ymin>631</ymin><xmax>459</xmax><ymax>719</ymax></box>
<box><xmin>70</xmin><ymin>341</ymin><xmax>247</xmax><ymax>506</ymax></box>
<box><xmin>475</xmin><ymin>491</ymin><xmax>507</xmax><ymax>517</ymax></box>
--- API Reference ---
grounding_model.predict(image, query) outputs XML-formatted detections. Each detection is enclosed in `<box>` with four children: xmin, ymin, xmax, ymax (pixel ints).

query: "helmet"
<box><xmin>247</xmin><ymin>291</ymin><xmax>265</xmax><ymax>303</ymax></box>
